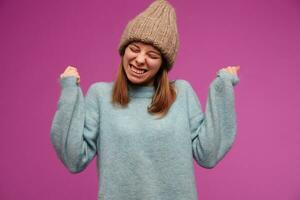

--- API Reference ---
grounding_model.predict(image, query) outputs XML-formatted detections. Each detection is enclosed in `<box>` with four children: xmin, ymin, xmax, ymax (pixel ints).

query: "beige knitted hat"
<box><xmin>118</xmin><ymin>0</ymin><xmax>179</xmax><ymax>71</ymax></box>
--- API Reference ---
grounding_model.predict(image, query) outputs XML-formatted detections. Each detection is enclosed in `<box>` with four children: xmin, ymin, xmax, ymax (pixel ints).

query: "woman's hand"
<box><xmin>60</xmin><ymin>65</ymin><xmax>80</xmax><ymax>84</ymax></box>
<box><xmin>221</xmin><ymin>65</ymin><xmax>240</xmax><ymax>76</ymax></box>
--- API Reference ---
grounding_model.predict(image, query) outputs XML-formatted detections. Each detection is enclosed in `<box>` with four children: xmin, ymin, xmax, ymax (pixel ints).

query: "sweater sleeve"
<box><xmin>50</xmin><ymin>76</ymin><xmax>100</xmax><ymax>173</ymax></box>
<box><xmin>186</xmin><ymin>69</ymin><xmax>239</xmax><ymax>169</ymax></box>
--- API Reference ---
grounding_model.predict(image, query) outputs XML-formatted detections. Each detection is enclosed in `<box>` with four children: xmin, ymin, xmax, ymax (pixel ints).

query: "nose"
<box><xmin>135</xmin><ymin>53</ymin><xmax>146</xmax><ymax>66</ymax></box>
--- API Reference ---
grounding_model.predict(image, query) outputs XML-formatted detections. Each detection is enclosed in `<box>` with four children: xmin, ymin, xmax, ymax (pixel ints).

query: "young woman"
<box><xmin>51</xmin><ymin>0</ymin><xmax>240</xmax><ymax>200</ymax></box>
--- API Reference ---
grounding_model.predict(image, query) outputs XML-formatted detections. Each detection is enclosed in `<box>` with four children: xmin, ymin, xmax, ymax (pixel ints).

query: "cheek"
<box><xmin>123</xmin><ymin>54</ymin><xmax>134</xmax><ymax>68</ymax></box>
<box><xmin>124</xmin><ymin>49</ymin><xmax>135</xmax><ymax>61</ymax></box>
<box><xmin>147</xmin><ymin>59</ymin><xmax>162</xmax><ymax>71</ymax></box>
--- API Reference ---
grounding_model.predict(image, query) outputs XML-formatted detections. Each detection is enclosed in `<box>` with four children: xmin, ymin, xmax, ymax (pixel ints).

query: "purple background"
<box><xmin>1</xmin><ymin>0</ymin><xmax>299</xmax><ymax>199</ymax></box>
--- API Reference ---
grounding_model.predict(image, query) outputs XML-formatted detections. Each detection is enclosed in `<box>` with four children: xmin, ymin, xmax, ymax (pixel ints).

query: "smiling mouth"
<box><xmin>129</xmin><ymin>64</ymin><xmax>148</xmax><ymax>75</ymax></box>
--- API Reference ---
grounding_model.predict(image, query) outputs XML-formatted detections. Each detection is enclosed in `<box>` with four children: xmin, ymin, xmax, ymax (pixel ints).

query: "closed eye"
<box><xmin>149</xmin><ymin>54</ymin><xmax>160</xmax><ymax>59</ymax></box>
<box><xmin>129</xmin><ymin>44</ymin><xmax>161</xmax><ymax>59</ymax></box>
<box><xmin>130</xmin><ymin>47</ymin><xmax>139</xmax><ymax>53</ymax></box>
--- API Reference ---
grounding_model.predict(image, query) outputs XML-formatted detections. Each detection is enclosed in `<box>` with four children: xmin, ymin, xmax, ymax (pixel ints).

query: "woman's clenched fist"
<box><xmin>222</xmin><ymin>65</ymin><xmax>240</xmax><ymax>76</ymax></box>
<box><xmin>60</xmin><ymin>65</ymin><xmax>80</xmax><ymax>84</ymax></box>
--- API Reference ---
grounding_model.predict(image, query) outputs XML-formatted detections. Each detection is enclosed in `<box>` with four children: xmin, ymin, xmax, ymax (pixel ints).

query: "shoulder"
<box><xmin>173</xmin><ymin>79</ymin><xmax>192</xmax><ymax>87</ymax></box>
<box><xmin>87</xmin><ymin>81</ymin><xmax>114</xmax><ymax>97</ymax></box>
<box><xmin>172</xmin><ymin>79</ymin><xmax>195</xmax><ymax>95</ymax></box>
<box><xmin>90</xmin><ymin>81</ymin><xmax>113</xmax><ymax>90</ymax></box>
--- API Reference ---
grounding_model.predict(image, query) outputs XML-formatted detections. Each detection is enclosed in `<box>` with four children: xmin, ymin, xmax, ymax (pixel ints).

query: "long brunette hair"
<box><xmin>112</xmin><ymin>55</ymin><xmax>177</xmax><ymax>118</ymax></box>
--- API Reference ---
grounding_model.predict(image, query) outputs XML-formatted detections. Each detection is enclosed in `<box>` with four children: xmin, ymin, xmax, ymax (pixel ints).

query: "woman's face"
<box><xmin>122</xmin><ymin>41</ymin><xmax>162</xmax><ymax>86</ymax></box>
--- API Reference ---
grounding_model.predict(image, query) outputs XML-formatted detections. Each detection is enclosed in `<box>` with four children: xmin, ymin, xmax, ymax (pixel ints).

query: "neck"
<box><xmin>128</xmin><ymin>82</ymin><xmax>155</xmax><ymax>98</ymax></box>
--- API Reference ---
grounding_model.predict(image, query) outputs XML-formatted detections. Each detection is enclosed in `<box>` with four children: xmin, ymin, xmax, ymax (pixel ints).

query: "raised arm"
<box><xmin>187</xmin><ymin>69</ymin><xmax>240</xmax><ymax>169</ymax></box>
<box><xmin>50</xmin><ymin>76</ymin><xmax>100</xmax><ymax>173</ymax></box>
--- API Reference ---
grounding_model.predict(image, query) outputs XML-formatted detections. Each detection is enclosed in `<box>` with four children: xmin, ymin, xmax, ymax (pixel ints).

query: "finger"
<box><xmin>67</xmin><ymin>65</ymin><xmax>76</xmax><ymax>69</ymax></box>
<box><xmin>232</xmin><ymin>66</ymin><xmax>240</xmax><ymax>74</ymax></box>
<box><xmin>231</xmin><ymin>67</ymin><xmax>238</xmax><ymax>75</ymax></box>
<box><xmin>65</xmin><ymin>70</ymin><xmax>78</xmax><ymax>76</ymax></box>
<box><xmin>65</xmin><ymin>70</ymin><xmax>78</xmax><ymax>75</ymax></box>
<box><xmin>229</xmin><ymin>66</ymin><xmax>237</xmax><ymax>75</ymax></box>
<box><xmin>226</xmin><ymin>66</ymin><xmax>233</xmax><ymax>74</ymax></box>
<box><xmin>233</xmin><ymin>67</ymin><xmax>239</xmax><ymax>74</ymax></box>
<box><xmin>232</xmin><ymin>65</ymin><xmax>239</xmax><ymax>70</ymax></box>
<box><xmin>66</xmin><ymin>68</ymin><xmax>77</xmax><ymax>72</ymax></box>
<box><xmin>64</xmin><ymin>68</ymin><xmax>73</xmax><ymax>74</ymax></box>
<box><xmin>67</xmin><ymin>66</ymin><xmax>77</xmax><ymax>71</ymax></box>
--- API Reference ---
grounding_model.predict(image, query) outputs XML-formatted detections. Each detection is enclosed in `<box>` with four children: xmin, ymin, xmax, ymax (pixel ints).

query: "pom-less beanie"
<box><xmin>118</xmin><ymin>0</ymin><xmax>179</xmax><ymax>71</ymax></box>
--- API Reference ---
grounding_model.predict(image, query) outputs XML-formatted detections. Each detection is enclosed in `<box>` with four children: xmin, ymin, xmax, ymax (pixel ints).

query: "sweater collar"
<box><xmin>128</xmin><ymin>83</ymin><xmax>155</xmax><ymax>98</ymax></box>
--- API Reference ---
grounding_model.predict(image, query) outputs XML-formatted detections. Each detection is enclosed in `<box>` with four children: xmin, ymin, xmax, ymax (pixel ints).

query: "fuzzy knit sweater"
<box><xmin>50</xmin><ymin>68</ymin><xmax>239</xmax><ymax>200</ymax></box>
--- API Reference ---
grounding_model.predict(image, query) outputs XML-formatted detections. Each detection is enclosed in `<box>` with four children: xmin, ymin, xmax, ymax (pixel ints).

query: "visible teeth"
<box><xmin>130</xmin><ymin>65</ymin><xmax>146</xmax><ymax>74</ymax></box>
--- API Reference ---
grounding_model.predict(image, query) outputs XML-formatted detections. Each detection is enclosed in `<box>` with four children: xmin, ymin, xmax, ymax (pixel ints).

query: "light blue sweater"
<box><xmin>50</xmin><ymin>69</ymin><xmax>239</xmax><ymax>200</ymax></box>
